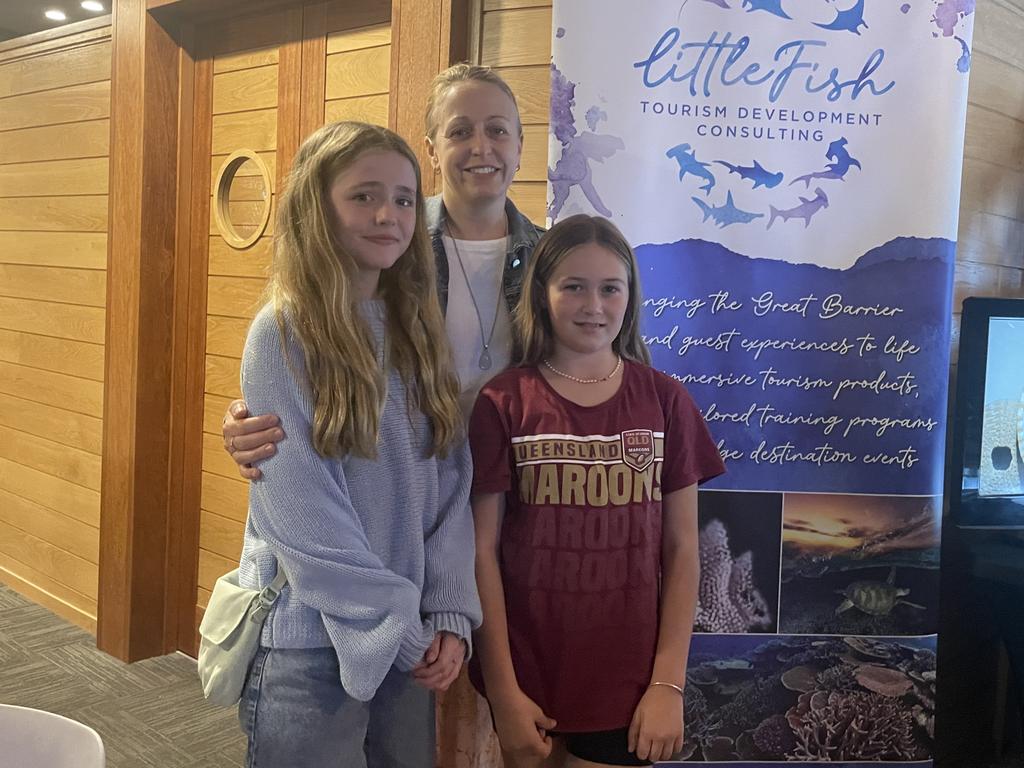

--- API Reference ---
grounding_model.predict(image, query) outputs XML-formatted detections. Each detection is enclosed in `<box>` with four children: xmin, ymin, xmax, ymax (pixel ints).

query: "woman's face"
<box><xmin>427</xmin><ymin>80</ymin><xmax>522</xmax><ymax>210</ymax></box>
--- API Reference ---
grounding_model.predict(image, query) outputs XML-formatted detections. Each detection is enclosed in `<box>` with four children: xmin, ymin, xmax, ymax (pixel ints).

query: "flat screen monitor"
<box><xmin>949</xmin><ymin>297</ymin><xmax>1024</xmax><ymax>528</ymax></box>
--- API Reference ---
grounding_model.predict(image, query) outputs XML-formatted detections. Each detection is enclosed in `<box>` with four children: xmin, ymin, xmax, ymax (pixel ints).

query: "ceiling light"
<box><xmin>44</xmin><ymin>9</ymin><xmax>67</xmax><ymax>21</ymax></box>
<box><xmin>81</xmin><ymin>1</ymin><xmax>104</xmax><ymax>11</ymax></box>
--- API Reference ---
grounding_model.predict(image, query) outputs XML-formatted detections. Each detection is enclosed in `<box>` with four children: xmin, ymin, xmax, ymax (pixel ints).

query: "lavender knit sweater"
<box><xmin>237</xmin><ymin>302</ymin><xmax>481</xmax><ymax>701</ymax></box>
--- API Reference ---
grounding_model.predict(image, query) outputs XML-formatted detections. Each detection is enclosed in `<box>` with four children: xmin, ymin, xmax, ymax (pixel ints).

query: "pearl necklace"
<box><xmin>543</xmin><ymin>355</ymin><xmax>622</xmax><ymax>384</ymax></box>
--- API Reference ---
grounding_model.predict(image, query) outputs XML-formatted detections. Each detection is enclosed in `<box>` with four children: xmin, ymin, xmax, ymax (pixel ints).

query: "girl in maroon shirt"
<box><xmin>469</xmin><ymin>215</ymin><xmax>725</xmax><ymax>767</ymax></box>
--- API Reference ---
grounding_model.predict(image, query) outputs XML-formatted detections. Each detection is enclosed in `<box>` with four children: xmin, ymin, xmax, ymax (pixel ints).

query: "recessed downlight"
<box><xmin>44</xmin><ymin>9</ymin><xmax>68</xmax><ymax>21</ymax></box>
<box><xmin>81</xmin><ymin>1</ymin><xmax>105</xmax><ymax>11</ymax></box>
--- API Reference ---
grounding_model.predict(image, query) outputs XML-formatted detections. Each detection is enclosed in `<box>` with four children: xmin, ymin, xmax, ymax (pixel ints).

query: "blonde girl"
<box><xmin>469</xmin><ymin>215</ymin><xmax>725</xmax><ymax>767</ymax></box>
<box><xmin>236</xmin><ymin>121</ymin><xmax>480</xmax><ymax>768</ymax></box>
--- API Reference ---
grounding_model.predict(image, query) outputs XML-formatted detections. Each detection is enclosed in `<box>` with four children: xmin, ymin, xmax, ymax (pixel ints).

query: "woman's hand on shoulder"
<box><xmin>411</xmin><ymin>631</ymin><xmax>465</xmax><ymax>692</ymax></box>
<box><xmin>628</xmin><ymin>684</ymin><xmax>684</xmax><ymax>762</ymax></box>
<box><xmin>490</xmin><ymin>687</ymin><xmax>557</xmax><ymax>762</ymax></box>
<box><xmin>222</xmin><ymin>399</ymin><xmax>284</xmax><ymax>480</ymax></box>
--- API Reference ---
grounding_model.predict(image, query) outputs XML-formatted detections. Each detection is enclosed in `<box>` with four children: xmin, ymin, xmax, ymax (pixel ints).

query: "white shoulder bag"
<box><xmin>198</xmin><ymin>566</ymin><xmax>287</xmax><ymax>706</ymax></box>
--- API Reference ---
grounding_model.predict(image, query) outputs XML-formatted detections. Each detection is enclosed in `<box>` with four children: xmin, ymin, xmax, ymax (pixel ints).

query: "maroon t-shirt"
<box><xmin>468</xmin><ymin>361</ymin><xmax>725</xmax><ymax>732</ymax></box>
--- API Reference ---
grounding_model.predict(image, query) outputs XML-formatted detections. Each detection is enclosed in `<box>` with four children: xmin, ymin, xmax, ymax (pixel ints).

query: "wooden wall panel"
<box><xmin>0</xmin><ymin>25</ymin><xmax>111</xmax><ymax>632</ymax></box>
<box><xmin>478</xmin><ymin>0</ymin><xmax>551</xmax><ymax>223</ymax></box>
<box><xmin>952</xmin><ymin>0</ymin><xmax>1024</xmax><ymax>361</ymax></box>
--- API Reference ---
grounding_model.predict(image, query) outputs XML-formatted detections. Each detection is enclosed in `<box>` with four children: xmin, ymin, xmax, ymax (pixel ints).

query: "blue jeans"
<box><xmin>239</xmin><ymin>646</ymin><xmax>435</xmax><ymax>768</ymax></box>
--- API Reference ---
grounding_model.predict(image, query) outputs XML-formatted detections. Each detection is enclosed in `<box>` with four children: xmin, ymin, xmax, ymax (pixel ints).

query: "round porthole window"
<box><xmin>213</xmin><ymin>149</ymin><xmax>272</xmax><ymax>249</ymax></box>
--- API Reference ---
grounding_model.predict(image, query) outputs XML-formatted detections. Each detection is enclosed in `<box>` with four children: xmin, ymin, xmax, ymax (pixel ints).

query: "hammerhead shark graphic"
<box><xmin>715</xmin><ymin>159</ymin><xmax>784</xmax><ymax>189</ymax></box>
<box><xmin>666</xmin><ymin>143</ymin><xmax>716</xmax><ymax>195</ymax></box>
<box><xmin>767</xmin><ymin>188</ymin><xmax>829</xmax><ymax>228</ymax></box>
<box><xmin>692</xmin><ymin>191</ymin><xmax>764</xmax><ymax>228</ymax></box>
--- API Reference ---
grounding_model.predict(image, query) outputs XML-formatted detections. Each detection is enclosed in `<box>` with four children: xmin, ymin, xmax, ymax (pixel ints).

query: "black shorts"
<box><xmin>554</xmin><ymin>727</ymin><xmax>651</xmax><ymax>766</ymax></box>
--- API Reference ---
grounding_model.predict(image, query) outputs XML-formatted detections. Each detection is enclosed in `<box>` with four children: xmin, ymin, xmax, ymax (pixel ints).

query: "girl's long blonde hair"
<box><xmin>268</xmin><ymin>121</ymin><xmax>461</xmax><ymax>458</ymax></box>
<box><xmin>514</xmin><ymin>214</ymin><xmax>651</xmax><ymax>367</ymax></box>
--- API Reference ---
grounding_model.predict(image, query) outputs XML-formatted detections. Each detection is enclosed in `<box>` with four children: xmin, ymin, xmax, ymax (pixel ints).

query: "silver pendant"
<box><xmin>478</xmin><ymin>348</ymin><xmax>493</xmax><ymax>370</ymax></box>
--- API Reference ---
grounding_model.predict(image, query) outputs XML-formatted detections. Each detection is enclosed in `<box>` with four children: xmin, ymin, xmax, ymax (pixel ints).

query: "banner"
<box><xmin>549</xmin><ymin>0</ymin><xmax>974</xmax><ymax>763</ymax></box>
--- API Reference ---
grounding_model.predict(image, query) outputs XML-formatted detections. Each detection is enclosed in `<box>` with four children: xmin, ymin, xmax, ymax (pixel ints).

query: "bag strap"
<box><xmin>249</xmin><ymin>564</ymin><xmax>289</xmax><ymax>623</ymax></box>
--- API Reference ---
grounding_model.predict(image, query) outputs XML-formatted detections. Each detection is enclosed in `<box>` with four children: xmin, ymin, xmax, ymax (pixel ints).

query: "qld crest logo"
<box><xmin>621</xmin><ymin>429</ymin><xmax>655</xmax><ymax>472</ymax></box>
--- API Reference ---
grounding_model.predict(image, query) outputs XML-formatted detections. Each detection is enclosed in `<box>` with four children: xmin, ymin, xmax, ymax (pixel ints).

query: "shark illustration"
<box><xmin>666</xmin><ymin>143</ymin><xmax>716</xmax><ymax>195</ymax></box>
<box><xmin>815</xmin><ymin>0</ymin><xmax>868</xmax><ymax>34</ymax></box>
<box><xmin>715</xmin><ymin>159</ymin><xmax>783</xmax><ymax>189</ymax></box>
<box><xmin>768</xmin><ymin>188</ymin><xmax>829</xmax><ymax>228</ymax></box>
<box><xmin>825</xmin><ymin>137</ymin><xmax>861</xmax><ymax>175</ymax></box>
<box><xmin>742</xmin><ymin>0</ymin><xmax>791</xmax><ymax>18</ymax></box>
<box><xmin>692</xmin><ymin>191</ymin><xmax>764</xmax><ymax>228</ymax></box>
<box><xmin>790</xmin><ymin>137</ymin><xmax>861</xmax><ymax>187</ymax></box>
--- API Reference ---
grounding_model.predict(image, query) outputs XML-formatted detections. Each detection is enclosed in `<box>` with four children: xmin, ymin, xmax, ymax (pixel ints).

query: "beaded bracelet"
<box><xmin>649</xmin><ymin>681</ymin><xmax>685</xmax><ymax>697</ymax></box>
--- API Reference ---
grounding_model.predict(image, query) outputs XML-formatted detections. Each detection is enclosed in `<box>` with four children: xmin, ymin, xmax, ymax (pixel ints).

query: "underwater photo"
<box><xmin>778</xmin><ymin>494</ymin><xmax>940</xmax><ymax>636</ymax></box>
<box><xmin>695</xmin><ymin>491</ymin><xmax>783</xmax><ymax>634</ymax></box>
<box><xmin>677</xmin><ymin>634</ymin><xmax>937</xmax><ymax>763</ymax></box>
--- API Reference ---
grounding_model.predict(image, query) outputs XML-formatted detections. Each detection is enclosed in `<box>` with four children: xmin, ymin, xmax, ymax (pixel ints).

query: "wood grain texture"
<box><xmin>0</xmin><ymin>328</ymin><xmax>105</xmax><ymax>381</ymax></box>
<box><xmin>206</xmin><ymin>315</ymin><xmax>254</xmax><ymax>358</ymax></box>
<box><xmin>0</xmin><ymin>553</ymin><xmax>96</xmax><ymax>632</ymax></box>
<box><xmin>0</xmin><ymin>120</ymin><xmax>110</xmax><ymax>163</ymax></box>
<box><xmin>198</xmin><ymin>508</ymin><xmax>245</xmax><ymax>561</ymax></box>
<box><xmin>1</xmin><ymin>489</ymin><xmax>99</xmax><ymax>562</ymax></box>
<box><xmin>204</xmin><ymin>354</ymin><xmax>243</xmax><ymax>398</ymax></box>
<box><xmin>325</xmin><ymin>45</ymin><xmax>390</xmax><ymax>99</ymax></box>
<box><xmin>0</xmin><ymin>158</ymin><xmax>110</xmax><ymax>198</ymax></box>
<box><xmin>197</xmin><ymin>547</ymin><xmax>237</xmax><ymax>593</ymax></box>
<box><xmin>0</xmin><ymin>16</ymin><xmax>110</xmax><ymax>61</ymax></box>
<box><xmin>0</xmin><ymin>41</ymin><xmax>111</xmax><ymax>97</ymax></box>
<box><xmin>0</xmin><ymin>231</ymin><xmax>107</xmax><ymax>269</ymax></box>
<box><xmin>0</xmin><ymin>391</ymin><xmax>102</xmax><ymax>456</ymax></box>
<box><xmin>207</xmin><ymin>235</ymin><xmax>272</xmax><ymax>278</ymax></box>
<box><xmin>0</xmin><ymin>425</ymin><xmax>102</xmax><ymax>491</ymax></box>
<box><xmin>0</xmin><ymin>296</ymin><xmax>106</xmax><ymax>344</ymax></box>
<box><xmin>494</xmin><ymin>65</ymin><xmax>549</xmax><ymax>125</ymax></box>
<box><xmin>480</xmin><ymin>6</ymin><xmax>551</xmax><ymax>68</ymax></box>
<box><xmin>0</xmin><ymin>264</ymin><xmax>106</xmax><ymax>308</ymax></box>
<box><xmin>326</xmin><ymin>23</ymin><xmax>392</xmax><ymax>54</ymax></box>
<box><xmin>98</xmin><ymin>0</ymin><xmax>181</xmax><ymax>662</ymax></box>
<box><xmin>200</xmin><ymin>471</ymin><xmax>248</xmax><ymax>524</ymax></box>
<box><xmin>212</xmin><ymin>64</ymin><xmax>279</xmax><ymax>114</ymax></box>
<box><xmin>207</xmin><ymin>275</ymin><xmax>268</xmax><ymax>318</ymax></box>
<box><xmin>214</xmin><ymin>45</ymin><xmax>279</xmax><ymax>74</ymax></box>
<box><xmin>0</xmin><ymin>80</ymin><xmax>112</xmax><ymax>132</ymax></box>
<box><xmin>0</xmin><ymin>196</ymin><xmax>108</xmax><ymax>232</ymax></box>
<box><xmin>0</xmin><ymin>453</ymin><xmax>101</xmax><ymax>527</ymax></box>
<box><xmin>0</xmin><ymin>360</ymin><xmax>104</xmax><ymax>418</ymax></box>
<box><xmin>0</xmin><ymin>515</ymin><xmax>98</xmax><ymax>600</ymax></box>
<box><xmin>211</xmin><ymin>108</ymin><xmax>278</xmax><ymax>154</ymax></box>
<box><xmin>323</xmin><ymin>93</ymin><xmax>389</xmax><ymax>125</ymax></box>
<box><xmin>507</xmin><ymin>181</ymin><xmax>546</xmax><ymax>224</ymax></box>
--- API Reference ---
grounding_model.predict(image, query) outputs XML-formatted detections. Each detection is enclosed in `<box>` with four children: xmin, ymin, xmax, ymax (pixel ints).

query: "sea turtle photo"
<box><xmin>835</xmin><ymin>568</ymin><xmax>925</xmax><ymax>617</ymax></box>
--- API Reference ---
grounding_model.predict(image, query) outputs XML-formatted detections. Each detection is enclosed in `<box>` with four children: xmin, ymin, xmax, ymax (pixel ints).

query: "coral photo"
<box><xmin>695</xmin><ymin>491</ymin><xmax>782</xmax><ymax>634</ymax></box>
<box><xmin>778</xmin><ymin>494</ymin><xmax>940</xmax><ymax>636</ymax></box>
<box><xmin>675</xmin><ymin>634</ymin><xmax>936</xmax><ymax>763</ymax></box>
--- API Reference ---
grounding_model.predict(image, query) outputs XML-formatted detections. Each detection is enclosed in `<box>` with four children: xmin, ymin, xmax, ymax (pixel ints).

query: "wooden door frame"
<box><xmin>98</xmin><ymin>0</ymin><xmax>473</xmax><ymax>661</ymax></box>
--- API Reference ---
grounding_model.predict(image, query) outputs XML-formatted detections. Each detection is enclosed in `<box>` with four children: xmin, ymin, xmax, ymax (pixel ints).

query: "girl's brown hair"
<box><xmin>424</xmin><ymin>62</ymin><xmax>522</xmax><ymax>141</ymax></box>
<box><xmin>268</xmin><ymin>121</ymin><xmax>461</xmax><ymax>458</ymax></box>
<box><xmin>513</xmin><ymin>214</ymin><xmax>651</xmax><ymax>367</ymax></box>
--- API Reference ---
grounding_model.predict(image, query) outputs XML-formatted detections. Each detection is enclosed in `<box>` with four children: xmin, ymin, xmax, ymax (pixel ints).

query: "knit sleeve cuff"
<box><xmin>429</xmin><ymin>612</ymin><xmax>474</xmax><ymax>660</ymax></box>
<box><xmin>393</xmin><ymin>620</ymin><xmax>433</xmax><ymax>672</ymax></box>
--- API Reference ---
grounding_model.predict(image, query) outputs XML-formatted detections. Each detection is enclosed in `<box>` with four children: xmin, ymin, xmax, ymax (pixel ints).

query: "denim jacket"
<box><xmin>425</xmin><ymin>194</ymin><xmax>545</xmax><ymax>316</ymax></box>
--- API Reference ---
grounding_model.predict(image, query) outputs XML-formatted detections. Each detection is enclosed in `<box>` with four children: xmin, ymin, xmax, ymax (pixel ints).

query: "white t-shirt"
<box><xmin>442</xmin><ymin>235</ymin><xmax>512</xmax><ymax>418</ymax></box>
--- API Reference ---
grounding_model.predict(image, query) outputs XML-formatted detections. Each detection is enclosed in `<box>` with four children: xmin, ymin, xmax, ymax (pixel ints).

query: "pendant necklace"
<box><xmin>446</xmin><ymin>217</ymin><xmax>507</xmax><ymax>371</ymax></box>
<box><xmin>543</xmin><ymin>355</ymin><xmax>622</xmax><ymax>384</ymax></box>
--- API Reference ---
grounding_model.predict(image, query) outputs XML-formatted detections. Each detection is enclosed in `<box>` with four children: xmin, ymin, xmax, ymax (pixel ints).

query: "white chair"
<box><xmin>0</xmin><ymin>704</ymin><xmax>105</xmax><ymax>767</ymax></box>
